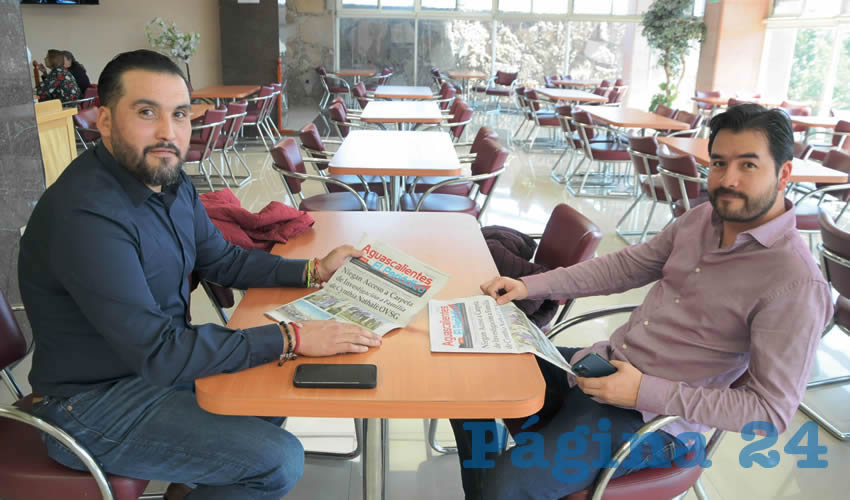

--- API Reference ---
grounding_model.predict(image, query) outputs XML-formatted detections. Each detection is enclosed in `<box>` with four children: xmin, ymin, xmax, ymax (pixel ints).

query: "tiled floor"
<box><xmin>7</xmin><ymin>103</ymin><xmax>850</xmax><ymax>499</ymax></box>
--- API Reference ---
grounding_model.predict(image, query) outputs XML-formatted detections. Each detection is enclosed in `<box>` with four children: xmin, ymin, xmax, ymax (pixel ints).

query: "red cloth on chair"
<box><xmin>199</xmin><ymin>188</ymin><xmax>315</xmax><ymax>251</ymax></box>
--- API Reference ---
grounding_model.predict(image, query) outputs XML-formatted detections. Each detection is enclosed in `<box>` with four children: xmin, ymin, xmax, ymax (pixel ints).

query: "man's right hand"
<box><xmin>294</xmin><ymin>320</ymin><xmax>382</xmax><ymax>357</ymax></box>
<box><xmin>480</xmin><ymin>277</ymin><xmax>529</xmax><ymax>305</ymax></box>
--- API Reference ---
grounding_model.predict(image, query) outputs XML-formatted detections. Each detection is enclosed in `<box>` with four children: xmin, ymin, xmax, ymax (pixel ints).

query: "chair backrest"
<box><xmin>544</xmin><ymin>75</ymin><xmax>556</xmax><ymax>88</ymax></box>
<box><xmin>556</xmin><ymin>104</ymin><xmax>574</xmax><ymax>134</ymax></box>
<box><xmin>654</xmin><ymin>104</ymin><xmax>676</xmax><ymax>119</ymax></box>
<box><xmin>440</xmin><ymin>82</ymin><xmax>457</xmax><ymax>110</ymax></box>
<box><xmin>614</xmin><ymin>78</ymin><xmax>627</xmax><ymax>87</ymax></box>
<box><xmin>0</xmin><ymin>290</ymin><xmax>28</xmax><ymax>372</ymax></box>
<box><xmin>674</xmin><ymin>109</ymin><xmax>702</xmax><ymax>133</ymax></box>
<box><xmin>628</xmin><ymin>135</ymin><xmax>661</xmax><ymax>176</ymax></box>
<box><xmin>221</xmin><ymin>101</ymin><xmax>248</xmax><ymax>149</ymax></box>
<box><xmin>817</xmin><ymin>149</ymin><xmax>850</xmax><ymax>196</ymax></box>
<box><xmin>270</xmin><ymin>137</ymin><xmax>307</xmax><ymax>194</ymax></box>
<box><xmin>328</xmin><ymin>102</ymin><xmax>350</xmax><ymax>137</ymax></box>
<box><xmin>72</xmin><ymin>107</ymin><xmax>98</xmax><ymax>130</ymax></box>
<box><xmin>832</xmin><ymin>120</ymin><xmax>850</xmax><ymax>149</ymax></box>
<box><xmin>533</xmin><ymin>203</ymin><xmax>603</xmax><ymax>271</ymax></box>
<box><xmin>352</xmin><ymin>82</ymin><xmax>369</xmax><ymax>110</ymax></box>
<box><xmin>793</xmin><ymin>141</ymin><xmax>812</xmax><ymax>160</ymax></box>
<box><xmin>607</xmin><ymin>88</ymin><xmax>620</xmax><ymax>104</ymax></box>
<box><xmin>525</xmin><ymin>89</ymin><xmax>542</xmax><ymax>112</ymax></box>
<box><xmin>471</xmin><ymin>137</ymin><xmax>508</xmax><ymax>195</ymax></box>
<box><xmin>658</xmin><ymin>152</ymin><xmax>703</xmax><ymax>202</ymax></box>
<box><xmin>298</xmin><ymin>122</ymin><xmax>326</xmax><ymax>154</ymax></box>
<box><xmin>83</xmin><ymin>86</ymin><xmax>99</xmax><ymax>107</ymax></box>
<box><xmin>600</xmin><ymin>79</ymin><xmax>613</xmax><ymax>88</ymax></box>
<box><xmin>819</xmin><ymin>208</ymin><xmax>850</xmax><ymax>301</ymax></box>
<box><xmin>494</xmin><ymin>70</ymin><xmax>518</xmax><ymax>86</ymax></box>
<box><xmin>315</xmin><ymin>65</ymin><xmax>327</xmax><ymax>76</ymax></box>
<box><xmin>469</xmin><ymin>126</ymin><xmax>499</xmax><ymax>157</ymax></box>
<box><xmin>195</xmin><ymin>108</ymin><xmax>227</xmax><ymax>147</ymax></box>
<box><xmin>572</xmin><ymin>110</ymin><xmax>596</xmax><ymax>143</ymax></box>
<box><xmin>727</xmin><ymin>97</ymin><xmax>754</xmax><ymax>107</ymax></box>
<box><xmin>694</xmin><ymin>90</ymin><xmax>721</xmax><ymax>110</ymax></box>
<box><xmin>449</xmin><ymin>99</ymin><xmax>473</xmax><ymax>139</ymax></box>
<box><xmin>592</xmin><ymin>86</ymin><xmax>609</xmax><ymax>97</ymax></box>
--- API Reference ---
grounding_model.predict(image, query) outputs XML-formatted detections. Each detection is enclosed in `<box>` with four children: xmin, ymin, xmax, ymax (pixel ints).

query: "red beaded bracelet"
<box><xmin>289</xmin><ymin>322</ymin><xmax>301</xmax><ymax>354</ymax></box>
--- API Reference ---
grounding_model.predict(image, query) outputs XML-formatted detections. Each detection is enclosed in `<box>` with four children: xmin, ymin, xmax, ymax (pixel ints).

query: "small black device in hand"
<box><xmin>293</xmin><ymin>363</ymin><xmax>377</xmax><ymax>389</ymax></box>
<box><xmin>572</xmin><ymin>353</ymin><xmax>617</xmax><ymax>378</ymax></box>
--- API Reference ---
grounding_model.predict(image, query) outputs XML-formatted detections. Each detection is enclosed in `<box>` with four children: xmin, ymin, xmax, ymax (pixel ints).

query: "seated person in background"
<box><xmin>36</xmin><ymin>49</ymin><xmax>80</xmax><ymax>103</ymax></box>
<box><xmin>62</xmin><ymin>50</ymin><xmax>91</xmax><ymax>95</ymax></box>
<box><xmin>450</xmin><ymin>103</ymin><xmax>833</xmax><ymax>500</ymax></box>
<box><xmin>19</xmin><ymin>49</ymin><xmax>382</xmax><ymax>500</ymax></box>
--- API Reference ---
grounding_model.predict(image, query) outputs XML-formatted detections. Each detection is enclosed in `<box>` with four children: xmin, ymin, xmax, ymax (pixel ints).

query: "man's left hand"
<box><xmin>317</xmin><ymin>245</ymin><xmax>363</xmax><ymax>282</ymax></box>
<box><xmin>575</xmin><ymin>360</ymin><xmax>643</xmax><ymax>408</ymax></box>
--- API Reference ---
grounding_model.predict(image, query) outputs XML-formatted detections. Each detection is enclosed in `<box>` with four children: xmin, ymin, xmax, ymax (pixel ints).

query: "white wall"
<box><xmin>21</xmin><ymin>0</ymin><xmax>222</xmax><ymax>89</ymax></box>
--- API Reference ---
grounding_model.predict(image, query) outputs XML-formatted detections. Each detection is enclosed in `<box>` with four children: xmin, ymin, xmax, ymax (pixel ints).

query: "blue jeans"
<box><xmin>30</xmin><ymin>377</ymin><xmax>304</xmax><ymax>500</ymax></box>
<box><xmin>450</xmin><ymin>347</ymin><xmax>688</xmax><ymax>500</ymax></box>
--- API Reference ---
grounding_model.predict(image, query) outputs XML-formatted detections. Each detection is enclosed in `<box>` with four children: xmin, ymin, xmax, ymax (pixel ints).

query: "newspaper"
<box><xmin>429</xmin><ymin>296</ymin><xmax>574</xmax><ymax>375</ymax></box>
<box><xmin>266</xmin><ymin>236</ymin><xmax>450</xmax><ymax>336</ymax></box>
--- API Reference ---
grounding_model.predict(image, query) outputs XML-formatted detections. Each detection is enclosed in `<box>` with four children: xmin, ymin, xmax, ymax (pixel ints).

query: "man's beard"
<box><xmin>708</xmin><ymin>180</ymin><xmax>778</xmax><ymax>223</ymax></box>
<box><xmin>111</xmin><ymin>131</ymin><xmax>184</xmax><ymax>187</ymax></box>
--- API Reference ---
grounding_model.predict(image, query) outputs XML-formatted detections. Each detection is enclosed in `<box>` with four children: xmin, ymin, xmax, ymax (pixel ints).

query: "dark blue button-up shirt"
<box><xmin>19</xmin><ymin>143</ymin><xmax>307</xmax><ymax>397</ymax></box>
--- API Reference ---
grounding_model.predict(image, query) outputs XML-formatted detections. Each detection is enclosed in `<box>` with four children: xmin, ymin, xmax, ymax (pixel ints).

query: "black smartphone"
<box><xmin>293</xmin><ymin>364</ymin><xmax>377</xmax><ymax>389</ymax></box>
<box><xmin>572</xmin><ymin>353</ymin><xmax>617</xmax><ymax>378</ymax></box>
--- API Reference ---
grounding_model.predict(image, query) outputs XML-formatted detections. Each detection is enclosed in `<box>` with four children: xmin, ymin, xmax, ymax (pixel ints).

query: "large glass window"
<box><xmin>342</xmin><ymin>0</ymin><xmax>378</xmax><ymax>8</ymax></box>
<box><xmin>417</xmin><ymin>19</ymin><xmax>493</xmax><ymax>86</ymax></box>
<box><xmin>568</xmin><ymin>22</ymin><xmax>627</xmax><ymax>80</ymax></box>
<box><xmin>495</xmin><ymin>20</ymin><xmax>569</xmax><ymax>87</ymax></box>
<box><xmin>787</xmin><ymin>28</ymin><xmax>835</xmax><ymax>113</ymax></box>
<box><xmin>499</xmin><ymin>0</ymin><xmax>531</xmax><ymax>13</ymax></box>
<box><xmin>339</xmin><ymin>18</ymin><xmax>416</xmax><ymax>85</ymax></box>
<box><xmin>834</xmin><ymin>32</ymin><xmax>850</xmax><ymax>111</ymax></box>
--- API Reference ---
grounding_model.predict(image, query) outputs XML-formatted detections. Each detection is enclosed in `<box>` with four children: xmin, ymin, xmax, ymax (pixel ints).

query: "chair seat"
<box><xmin>796</xmin><ymin>201</ymin><xmax>821</xmax><ymax>231</ymax></box>
<box><xmin>809</xmin><ymin>149</ymin><xmax>828</xmax><ymax>163</ymax></box>
<box><xmin>326</xmin><ymin>175</ymin><xmax>387</xmax><ymax>196</ymax></box>
<box><xmin>243</xmin><ymin>111</ymin><xmax>260</xmax><ymax>124</ymax></box>
<box><xmin>328</xmin><ymin>87</ymin><xmax>350</xmax><ymax>94</ymax></box>
<box><xmin>672</xmin><ymin>193</ymin><xmax>710</xmax><ymax>217</ymax></box>
<box><xmin>589</xmin><ymin>142</ymin><xmax>631</xmax><ymax>161</ymax></box>
<box><xmin>186</xmin><ymin>144</ymin><xmax>211</xmax><ymax>163</ymax></box>
<box><xmin>472</xmin><ymin>85</ymin><xmax>487</xmax><ymax>93</ymax></box>
<box><xmin>398</xmin><ymin>193</ymin><xmax>479</xmax><ymax>217</ymax></box>
<box><xmin>299</xmin><ymin>192</ymin><xmax>379</xmax><ymax>212</ymax></box>
<box><xmin>835</xmin><ymin>296</ymin><xmax>850</xmax><ymax>330</ymax></box>
<box><xmin>0</xmin><ymin>395</ymin><xmax>150</xmax><ymax>500</ymax></box>
<box><xmin>410</xmin><ymin>177</ymin><xmax>474</xmax><ymax>196</ymax></box>
<box><xmin>485</xmin><ymin>87</ymin><xmax>514</xmax><ymax>97</ymax></box>
<box><xmin>563</xmin><ymin>463</ymin><xmax>703</xmax><ymax>500</ymax></box>
<box><xmin>537</xmin><ymin>115</ymin><xmax>561</xmax><ymax>127</ymax></box>
<box><xmin>640</xmin><ymin>175</ymin><xmax>668</xmax><ymax>200</ymax></box>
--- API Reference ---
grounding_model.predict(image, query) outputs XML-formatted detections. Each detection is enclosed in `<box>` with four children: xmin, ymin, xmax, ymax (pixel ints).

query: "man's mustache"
<box><xmin>143</xmin><ymin>143</ymin><xmax>182</xmax><ymax>156</ymax></box>
<box><xmin>711</xmin><ymin>187</ymin><xmax>747</xmax><ymax>199</ymax></box>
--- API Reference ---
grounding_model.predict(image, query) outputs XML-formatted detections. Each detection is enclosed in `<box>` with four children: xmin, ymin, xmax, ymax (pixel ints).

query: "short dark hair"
<box><xmin>61</xmin><ymin>50</ymin><xmax>75</xmax><ymax>63</ymax></box>
<box><xmin>708</xmin><ymin>103</ymin><xmax>794</xmax><ymax>174</ymax></box>
<box><xmin>45</xmin><ymin>49</ymin><xmax>64</xmax><ymax>69</ymax></box>
<box><xmin>97</xmin><ymin>49</ymin><xmax>188</xmax><ymax>109</ymax></box>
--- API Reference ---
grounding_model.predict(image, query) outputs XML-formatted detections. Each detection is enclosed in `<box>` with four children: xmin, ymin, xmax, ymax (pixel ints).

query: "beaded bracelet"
<box><xmin>278</xmin><ymin>321</ymin><xmax>297</xmax><ymax>366</ymax></box>
<box><xmin>289</xmin><ymin>321</ymin><xmax>301</xmax><ymax>354</ymax></box>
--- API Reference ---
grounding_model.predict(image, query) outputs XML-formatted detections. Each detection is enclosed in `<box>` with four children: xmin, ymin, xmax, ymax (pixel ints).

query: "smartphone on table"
<box><xmin>293</xmin><ymin>364</ymin><xmax>377</xmax><ymax>389</ymax></box>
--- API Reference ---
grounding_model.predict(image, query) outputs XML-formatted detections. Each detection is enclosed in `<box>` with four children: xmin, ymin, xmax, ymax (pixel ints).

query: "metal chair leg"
<box><xmin>426</xmin><ymin>418</ymin><xmax>457</xmax><ymax>454</ymax></box>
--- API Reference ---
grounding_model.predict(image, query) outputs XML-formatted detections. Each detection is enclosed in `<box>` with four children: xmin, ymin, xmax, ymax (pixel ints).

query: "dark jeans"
<box><xmin>30</xmin><ymin>376</ymin><xmax>303</xmax><ymax>500</ymax></box>
<box><xmin>450</xmin><ymin>347</ymin><xmax>688</xmax><ymax>500</ymax></box>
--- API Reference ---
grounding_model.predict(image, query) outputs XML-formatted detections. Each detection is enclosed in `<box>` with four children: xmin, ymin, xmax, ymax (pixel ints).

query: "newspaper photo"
<box><xmin>429</xmin><ymin>296</ymin><xmax>574</xmax><ymax>375</ymax></box>
<box><xmin>266</xmin><ymin>235</ymin><xmax>450</xmax><ymax>336</ymax></box>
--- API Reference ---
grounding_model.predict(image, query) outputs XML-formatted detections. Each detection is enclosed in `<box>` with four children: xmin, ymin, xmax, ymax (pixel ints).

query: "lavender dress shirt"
<box><xmin>522</xmin><ymin>200</ymin><xmax>832</xmax><ymax>436</ymax></box>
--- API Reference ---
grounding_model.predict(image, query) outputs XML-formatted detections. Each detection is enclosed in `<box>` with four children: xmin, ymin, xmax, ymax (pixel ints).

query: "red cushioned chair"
<box><xmin>364</xmin><ymin>66</ymin><xmax>393</xmax><ymax>92</ymax></box>
<box><xmin>794</xmin><ymin>150</ymin><xmax>850</xmax><ymax>249</ymax></box>
<box><xmin>565</xmin><ymin>110</ymin><xmax>632</xmax><ymax>198</ymax></box>
<box><xmin>807</xmin><ymin>120</ymin><xmax>850</xmax><ymax>163</ymax></box>
<box><xmin>662</xmin><ymin>110</ymin><xmax>703</xmax><ymax>138</ymax></box>
<box><xmin>72</xmin><ymin>107</ymin><xmax>100</xmax><ymax>150</ymax></box>
<box><xmin>616</xmin><ymin>136</ymin><xmax>671</xmax><ymax>244</ymax></box>
<box><xmin>316</xmin><ymin>65</ymin><xmax>351</xmax><ymax>111</ymax></box>
<box><xmin>186</xmin><ymin>108</ymin><xmax>228</xmax><ymax>191</ymax></box>
<box><xmin>653</xmin><ymin>104</ymin><xmax>676</xmax><ymax>119</ymax></box>
<box><xmin>409</xmin><ymin>126</ymin><xmax>499</xmax><ymax>196</ymax></box>
<box><xmin>400</xmin><ymin>137</ymin><xmax>507</xmax><ymax>221</ymax></box>
<box><xmin>327</xmin><ymin>102</ymin><xmax>379</xmax><ymax>139</ymax></box>
<box><xmin>0</xmin><ymin>290</ymin><xmax>153</xmax><ymax>500</ymax></box>
<box><xmin>241</xmin><ymin>86</ymin><xmax>277</xmax><ymax>151</ymax></box>
<box><xmin>656</xmin><ymin>152</ymin><xmax>709</xmax><ymax>220</ymax></box>
<box><xmin>422</xmin><ymin>98</ymin><xmax>474</xmax><ymax>143</ymax></box>
<box><xmin>215</xmin><ymin>101</ymin><xmax>252</xmax><ymax>186</ymax></box>
<box><xmin>271</xmin><ymin>137</ymin><xmax>379</xmax><ymax>212</ymax></box>
<box><xmin>483</xmin><ymin>70</ymin><xmax>519</xmax><ymax>113</ymax></box>
<box><xmin>521</xmin><ymin>89</ymin><xmax>562</xmax><ymax>150</ymax></box>
<box><xmin>297</xmin><ymin>123</ymin><xmax>387</xmax><ymax>197</ymax></box>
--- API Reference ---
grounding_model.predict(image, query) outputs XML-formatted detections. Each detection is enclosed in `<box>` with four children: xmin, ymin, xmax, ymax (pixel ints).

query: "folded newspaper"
<box><xmin>266</xmin><ymin>236</ymin><xmax>449</xmax><ymax>336</ymax></box>
<box><xmin>429</xmin><ymin>296</ymin><xmax>574</xmax><ymax>375</ymax></box>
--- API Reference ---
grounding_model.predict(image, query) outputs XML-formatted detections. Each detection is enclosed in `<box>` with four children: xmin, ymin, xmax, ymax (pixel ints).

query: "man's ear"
<box><xmin>777</xmin><ymin>160</ymin><xmax>793</xmax><ymax>192</ymax></box>
<box><xmin>96</xmin><ymin>105</ymin><xmax>111</xmax><ymax>143</ymax></box>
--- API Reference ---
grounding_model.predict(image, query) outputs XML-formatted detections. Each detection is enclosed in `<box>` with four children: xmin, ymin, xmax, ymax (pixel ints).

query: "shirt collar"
<box><xmin>93</xmin><ymin>142</ymin><xmax>184</xmax><ymax>207</ymax></box>
<box><xmin>710</xmin><ymin>198</ymin><xmax>796</xmax><ymax>249</ymax></box>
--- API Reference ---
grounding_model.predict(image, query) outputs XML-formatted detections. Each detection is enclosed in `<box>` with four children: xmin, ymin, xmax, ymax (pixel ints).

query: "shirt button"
<box><xmin>674</xmin><ymin>298</ymin><xmax>680</xmax><ymax>304</ymax></box>
<box><xmin>622</xmin><ymin>344</ymin><xmax>628</xmax><ymax>349</ymax></box>
<box><xmin>643</xmin><ymin>320</ymin><xmax>649</xmax><ymax>326</ymax></box>
<box><xmin>67</xmin><ymin>406</ymin><xmax>73</xmax><ymax>411</ymax></box>
<box><xmin>695</xmin><ymin>267</ymin><xmax>701</xmax><ymax>273</ymax></box>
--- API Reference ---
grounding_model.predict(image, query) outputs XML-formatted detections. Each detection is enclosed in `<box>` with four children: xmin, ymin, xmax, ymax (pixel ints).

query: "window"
<box><xmin>342</xmin><ymin>0</ymin><xmax>378</xmax><ymax>8</ymax></box>
<box><xmin>568</xmin><ymin>22</ymin><xmax>627</xmax><ymax>80</ymax></box>
<box><xmin>496</xmin><ymin>20</ymin><xmax>569</xmax><ymax>86</ymax></box>
<box><xmin>772</xmin><ymin>0</ymin><xmax>804</xmax><ymax>16</ymax></box>
<box><xmin>832</xmin><ymin>32</ymin><xmax>850</xmax><ymax>110</ymax></box>
<box><xmin>499</xmin><ymin>0</ymin><xmax>531</xmax><ymax>13</ymax></box>
<box><xmin>533</xmin><ymin>0</ymin><xmax>567</xmax><ymax>14</ymax></box>
<box><xmin>338</xmin><ymin>18</ymin><xmax>416</xmax><ymax>83</ymax></box>
<box><xmin>422</xmin><ymin>0</ymin><xmax>492</xmax><ymax>10</ymax></box>
<box><xmin>573</xmin><ymin>0</ymin><xmax>613</xmax><ymax>15</ymax></box>
<box><xmin>417</xmin><ymin>19</ymin><xmax>492</xmax><ymax>86</ymax></box>
<box><xmin>787</xmin><ymin>28</ymin><xmax>835</xmax><ymax>113</ymax></box>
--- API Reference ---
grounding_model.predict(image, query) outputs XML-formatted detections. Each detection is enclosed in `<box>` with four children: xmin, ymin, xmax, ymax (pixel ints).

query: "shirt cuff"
<box><xmin>244</xmin><ymin>323</ymin><xmax>285</xmax><ymax>368</ymax></box>
<box><xmin>635</xmin><ymin>374</ymin><xmax>676</xmax><ymax>415</ymax></box>
<box><xmin>519</xmin><ymin>273</ymin><xmax>552</xmax><ymax>299</ymax></box>
<box><xmin>273</xmin><ymin>257</ymin><xmax>310</xmax><ymax>288</ymax></box>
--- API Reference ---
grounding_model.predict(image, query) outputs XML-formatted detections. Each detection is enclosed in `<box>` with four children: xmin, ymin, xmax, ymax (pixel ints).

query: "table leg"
<box><xmin>389</xmin><ymin>176</ymin><xmax>402</xmax><ymax>211</ymax></box>
<box><xmin>362</xmin><ymin>418</ymin><xmax>388</xmax><ymax>500</ymax></box>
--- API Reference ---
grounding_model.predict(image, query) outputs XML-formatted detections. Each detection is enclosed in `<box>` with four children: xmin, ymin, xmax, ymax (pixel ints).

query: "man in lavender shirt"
<box><xmin>450</xmin><ymin>104</ymin><xmax>833</xmax><ymax>500</ymax></box>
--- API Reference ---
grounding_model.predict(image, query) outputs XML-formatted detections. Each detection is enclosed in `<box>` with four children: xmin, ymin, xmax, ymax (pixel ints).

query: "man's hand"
<box><xmin>480</xmin><ymin>276</ymin><xmax>529</xmax><ymax>305</ymax></box>
<box><xmin>296</xmin><ymin>320</ymin><xmax>381</xmax><ymax>357</ymax></box>
<box><xmin>575</xmin><ymin>360</ymin><xmax>643</xmax><ymax>408</ymax></box>
<box><xmin>317</xmin><ymin>245</ymin><xmax>363</xmax><ymax>282</ymax></box>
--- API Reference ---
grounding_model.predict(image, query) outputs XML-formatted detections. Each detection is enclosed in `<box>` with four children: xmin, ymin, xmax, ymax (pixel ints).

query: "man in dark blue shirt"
<box><xmin>19</xmin><ymin>50</ymin><xmax>381</xmax><ymax>500</ymax></box>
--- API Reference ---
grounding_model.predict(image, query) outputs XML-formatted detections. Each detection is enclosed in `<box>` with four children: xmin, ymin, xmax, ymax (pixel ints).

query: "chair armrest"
<box><xmin>271</xmin><ymin>164</ymin><xmax>372</xmax><ymax>211</ymax></box>
<box><xmin>410</xmin><ymin>166</ymin><xmax>505</xmax><ymax>204</ymax></box>
<box><xmin>665</xmin><ymin>128</ymin><xmax>701</xmax><ymax>138</ymax></box>
<box><xmin>0</xmin><ymin>406</ymin><xmax>115</xmax><ymax>500</ymax></box>
<box><xmin>547</xmin><ymin>305</ymin><xmax>639</xmax><ymax>340</ymax></box>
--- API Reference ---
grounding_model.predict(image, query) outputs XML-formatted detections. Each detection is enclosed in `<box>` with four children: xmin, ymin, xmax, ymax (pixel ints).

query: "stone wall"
<box><xmin>285</xmin><ymin>0</ymin><xmax>335</xmax><ymax>105</ymax></box>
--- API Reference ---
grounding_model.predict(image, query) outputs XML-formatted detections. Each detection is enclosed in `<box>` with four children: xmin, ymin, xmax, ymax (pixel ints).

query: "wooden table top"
<box><xmin>190</xmin><ymin>103</ymin><xmax>214</xmax><ymax>117</ymax></box>
<box><xmin>790</xmin><ymin>116</ymin><xmax>841</xmax><ymax>129</ymax></box>
<box><xmin>359</xmin><ymin>101</ymin><xmax>444</xmax><ymax>124</ymax></box>
<box><xmin>329</xmin><ymin>130</ymin><xmax>462</xmax><ymax>177</ymax></box>
<box><xmin>537</xmin><ymin>88</ymin><xmax>608</xmax><ymax>103</ymax></box>
<box><xmin>579</xmin><ymin>106</ymin><xmax>690</xmax><ymax>130</ymax></box>
<box><xmin>447</xmin><ymin>70</ymin><xmax>488</xmax><ymax>79</ymax></box>
<box><xmin>552</xmin><ymin>79</ymin><xmax>599</xmax><ymax>87</ymax></box>
<box><xmin>373</xmin><ymin>85</ymin><xmax>434</xmax><ymax>100</ymax></box>
<box><xmin>191</xmin><ymin>85</ymin><xmax>260</xmax><ymax>99</ymax></box>
<box><xmin>337</xmin><ymin>68</ymin><xmax>377</xmax><ymax>77</ymax></box>
<box><xmin>194</xmin><ymin>211</ymin><xmax>546</xmax><ymax>418</ymax></box>
<box><xmin>657</xmin><ymin>136</ymin><xmax>848</xmax><ymax>183</ymax></box>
